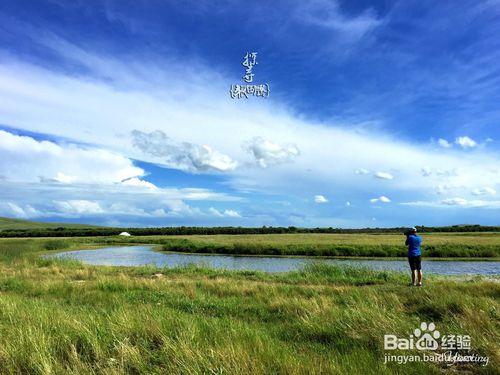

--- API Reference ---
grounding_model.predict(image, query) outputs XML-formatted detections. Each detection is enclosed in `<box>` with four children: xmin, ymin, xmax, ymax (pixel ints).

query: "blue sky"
<box><xmin>0</xmin><ymin>0</ymin><xmax>499</xmax><ymax>227</ymax></box>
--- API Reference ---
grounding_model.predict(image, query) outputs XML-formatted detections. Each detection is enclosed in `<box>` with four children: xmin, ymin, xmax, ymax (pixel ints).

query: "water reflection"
<box><xmin>50</xmin><ymin>246</ymin><xmax>500</xmax><ymax>275</ymax></box>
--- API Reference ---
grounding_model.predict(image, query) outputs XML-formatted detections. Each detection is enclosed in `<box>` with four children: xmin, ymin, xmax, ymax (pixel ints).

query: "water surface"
<box><xmin>49</xmin><ymin>246</ymin><xmax>500</xmax><ymax>275</ymax></box>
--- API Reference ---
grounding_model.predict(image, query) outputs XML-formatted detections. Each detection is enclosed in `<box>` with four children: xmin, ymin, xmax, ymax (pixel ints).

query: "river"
<box><xmin>48</xmin><ymin>246</ymin><xmax>500</xmax><ymax>275</ymax></box>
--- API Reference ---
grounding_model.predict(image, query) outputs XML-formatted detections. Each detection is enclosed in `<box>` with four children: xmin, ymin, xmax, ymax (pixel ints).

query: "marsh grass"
<box><xmin>159</xmin><ymin>238</ymin><xmax>500</xmax><ymax>258</ymax></box>
<box><xmin>63</xmin><ymin>233</ymin><xmax>499</xmax><ymax>258</ymax></box>
<box><xmin>7</xmin><ymin>233</ymin><xmax>496</xmax><ymax>258</ymax></box>
<box><xmin>0</xmin><ymin>238</ymin><xmax>498</xmax><ymax>374</ymax></box>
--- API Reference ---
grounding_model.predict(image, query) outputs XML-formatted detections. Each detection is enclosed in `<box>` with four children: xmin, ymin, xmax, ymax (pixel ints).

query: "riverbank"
<box><xmin>0</xmin><ymin>238</ymin><xmax>499</xmax><ymax>373</ymax></box>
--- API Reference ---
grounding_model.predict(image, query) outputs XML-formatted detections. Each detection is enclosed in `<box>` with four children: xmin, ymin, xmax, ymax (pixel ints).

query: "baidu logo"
<box><xmin>384</xmin><ymin>322</ymin><xmax>440</xmax><ymax>351</ymax></box>
<box><xmin>383</xmin><ymin>322</ymin><xmax>489</xmax><ymax>367</ymax></box>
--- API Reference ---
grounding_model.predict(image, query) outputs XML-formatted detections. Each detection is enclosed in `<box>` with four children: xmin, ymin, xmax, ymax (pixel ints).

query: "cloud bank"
<box><xmin>0</xmin><ymin>130</ymin><xmax>143</xmax><ymax>184</ymax></box>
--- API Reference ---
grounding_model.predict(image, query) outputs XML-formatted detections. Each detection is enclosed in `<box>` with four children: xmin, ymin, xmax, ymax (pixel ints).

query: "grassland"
<box><xmin>73</xmin><ymin>232</ymin><xmax>500</xmax><ymax>258</ymax></box>
<box><xmin>0</xmin><ymin>237</ymin><xmax>498</xmax><ymax>374</ymax></box>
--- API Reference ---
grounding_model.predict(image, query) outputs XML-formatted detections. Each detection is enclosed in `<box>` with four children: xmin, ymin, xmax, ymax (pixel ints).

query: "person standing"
<box><xmin>405</xmin><ymin>227</ymin><xmax>423</xmax><ymax>286</ymax></box>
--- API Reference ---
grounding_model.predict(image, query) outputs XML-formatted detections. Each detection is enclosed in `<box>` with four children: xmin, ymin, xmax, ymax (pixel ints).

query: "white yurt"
<box><xmin>119</xmin><ymin>232</ymin><xmax>131</xmax><ymax>236</ymax></box>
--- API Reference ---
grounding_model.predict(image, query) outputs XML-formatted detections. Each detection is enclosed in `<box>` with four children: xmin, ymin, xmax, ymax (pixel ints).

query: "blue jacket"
<box><xmin>405</xmin><ymin>234</ymin><xmax>422</xmax><ymax>256</ymax></box>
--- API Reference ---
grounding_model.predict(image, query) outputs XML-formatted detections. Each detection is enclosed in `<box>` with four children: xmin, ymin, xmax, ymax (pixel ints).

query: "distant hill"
<box><xmin>0</xmin><ymin>217</ymin><xmax>101</xmax><ymax>231</ymax></box>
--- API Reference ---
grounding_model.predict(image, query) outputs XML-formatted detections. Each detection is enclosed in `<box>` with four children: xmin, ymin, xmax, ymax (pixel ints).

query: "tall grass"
<box><xmin>158</xmin><ymin>238</ymin><xmax>499</xmax><ymax>258</ymax></box>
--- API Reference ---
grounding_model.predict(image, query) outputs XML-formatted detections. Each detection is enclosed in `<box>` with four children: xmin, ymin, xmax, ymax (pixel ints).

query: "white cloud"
<box><xmin>54</xmin><ymin>200</ymin><xmax>104</xmax><ymax>214</ymax></box>
<box><xmin>223</xmin><ymin>209</ymin><xmax>241</xmax><ymax>218</ymax></box>
<box><xmin>208</xmin><ymin>207</ymin><xmax>241</xmax><ymax>218</ymax></box>
<box><xmin>355</xmin><ymin>168</ymin><xmax>369</xmax><ymax>175</ymax></box>
<box><xmin>149</xmin><ymin>201</ymin><xmax>203</xmax><ymax>218</ymax></box>
<box><xmin>104</xmin><ymin>202</ymin><xmax>195</xmax><ymax>218</ymax></box>
<box><xmin>121</xmin><ymin>177</ymin><xmax>157</xmax><ymax>189</ymax></box>
<box><xmin>106</xmin><ymin>203</ymin><xmax>150</xmax><ymax>217</ymax></box>
<box><xmin>244</xmin><ymin>136</ymin><xmax>299</xmax><ymax>168</ymax></box>
<box><xmin>437</xmin><ymin>138</ymin><xmax>452</xmax><ymax>148</ymax></box>
<box><xmin>0</xmin><ymin>202</ymin><xmax>40</xmax><ymax>219</ymax></box>
<box><xmin>314</xmin><ymin>195</ymin><xmax>329</xmax><ymax>203</ymax></box>
<box><xmin>151</xmin><ymin>208</ymin><xmax>168</xmax><ymax>217</ymax></box>
<box><xmin>0</xmin><ymin>188</ymin><xmax>242</xmax><ymax>219</ymax></box>
<box><xmin>0</xmin><ymin>175</ymin><xmax>241</xmax><ymax>222</ymax></box>
<box><xmin>435</xmin><ymin>185</ymin><xmax>446</xmax><ymax>195</ymax></box>
<box><xmin>455</xmin><ymin>136</ymin><xmax>477</xmax><ymax>148</ymax></box>
<box><xmin>370</xmin><ymin>195</ymin><xmax>391</xmax><ymax>203</ymax></box>
<box><xmin>442</xmin><ymin>197</ymin><xmax>468</xmax><ymax>206</ymax></box>
<box><xmin>435</xmin><ymin>184</ymin><xmax>458</xmax><ymax>195</ymax></box>
<box><xmin>471</xmin><ymin>187</ymin><xmax>496</xmax><ymax>196</ymax></box>
<box><xmin>132</xmin><ymin>130</ymin><xmax>237</xmax><ymax>172</ymax></box>
<box><xmin>0</xmin><ymin>130</ymin><xmax>143</xmax><ymax>184</ymax></box>
<box><xmin>402</xmin><ymin>198</ymin><xmax>500</xmax><ymax>209</ymax></box>
<box><xmin>54</xmin><ymin>172</ymin><xmax>77</xmax><ymax>184</ymax></box>
<box><xmin>6</xmin><ymin>202</ymin><xmax>27</xmax><ymax>217</ymax></box>
<box><xmin>8</xmin><ymin>195</ymin><xmax>244</xmax><ymax>220</ymax></box>
<box><xmin>374</xmin><ymin>172</ymin><xmax>394</xmax><ymax>180</ymax></box>
<box><xmin>178</xmin><ymin>188</ymin><xmax>240</xmax><ymax>201</ymax></box>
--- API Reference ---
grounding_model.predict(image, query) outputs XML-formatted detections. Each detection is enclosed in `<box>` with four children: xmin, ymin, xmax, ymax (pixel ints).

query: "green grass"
<box><xmin>0</xmin><ymin>217</ymin><xmax>100</xmax><ymax>231</ymax></box>
<box><xmin>55</xmin><ymin>232</ymin><xmax>500</xmax><ymax>258</ymax></box>
<box><xmin>0</xmin><ymin>238</ymin><xmax>498</xmax><ymax>374</ymax></box>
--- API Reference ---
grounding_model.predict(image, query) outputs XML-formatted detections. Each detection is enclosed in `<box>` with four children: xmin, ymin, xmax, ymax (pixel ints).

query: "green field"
<box><xmin>3</xmin><ymin>232</ymin><xmax>499</xmax><ymax>258</ymax></box>
<box><xmin>79</xmin><ymin>232</ymin><xmax>500</xmax><ymax>258</ymax></box>
<box><xmin>0</xmin><ymin>237</ymin><xmax>498</xmax><ymax>374</ymax></box>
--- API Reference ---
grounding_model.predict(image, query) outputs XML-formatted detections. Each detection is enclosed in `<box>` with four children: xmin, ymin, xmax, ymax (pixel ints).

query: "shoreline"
<box><xmin>45</xmin><ymin>243</ymin><xmax>500</xmax><ymax>262</ymax></box>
